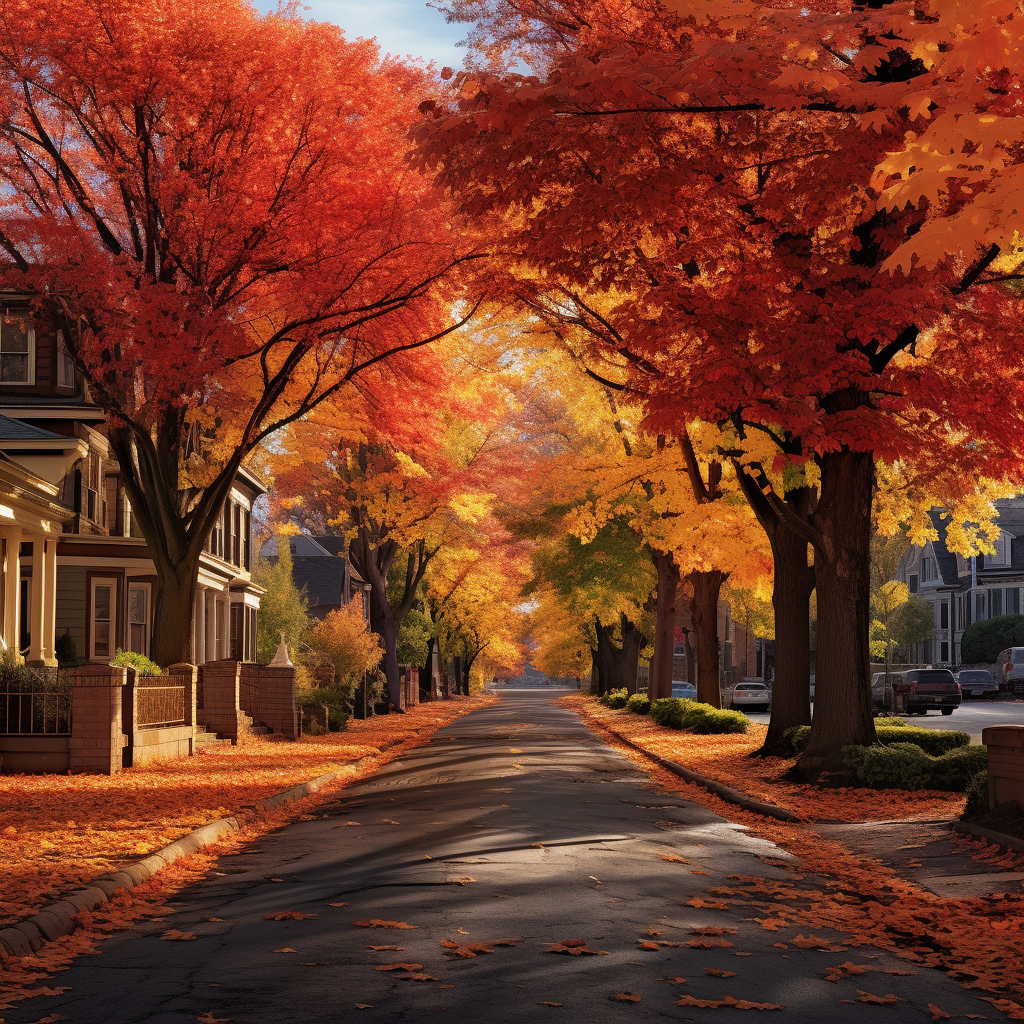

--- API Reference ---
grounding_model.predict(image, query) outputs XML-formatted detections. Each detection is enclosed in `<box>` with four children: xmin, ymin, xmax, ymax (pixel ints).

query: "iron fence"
<box><xmin>0</xmin><ymin>667</ymin><xmax>74</xmax><ymax>735</ymax></box>
<box><xmin>134</xmin><ymin>675</ymin><xmax>188</xmax><ymax>729</ymax></box>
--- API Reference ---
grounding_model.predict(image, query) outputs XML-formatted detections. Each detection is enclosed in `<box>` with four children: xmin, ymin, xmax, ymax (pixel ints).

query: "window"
<box><xmin>908</xmin><ymin>574</ymin><xmax>919</xmax><ymax>594</ymax></box>
<box><xmin>976</xmin><ymin>591</ymin><xmax>987</xmax><ymax>622</ymax></box>
<box><xmin>232</xmin><ymin>503</ymin><xmax>242</xmax><ymax>566</ymax></box>
<box><xmin>56</xmin><ymin>331</ymin><xmax>75</xmax><ymax>388</ymax></box>
<box><xmin>992</xmin><ymin>588</ymin><xmax>1004</xmax><ymax>618</ymax></box>
<box><xmin>940</xmin><ymin>602</ymin><xmax>949</xmax><ymax>630</ymax></box>
<box><xmin>1010</xmin><ymin>588</ymin><xmax>1022</xmax><ymax>615</ymax></box>
<box><xmin>90</xmin><ymin>578</ymin><xmax>117</xmax><ymax>660</ymax></box>
<box><xmin>940</xmin><ymin>641</ymin><xmax>949</xmax><ymax>663</ymax></box>
<box><xmin>127</xmin><ymin>583</ymin><xmax>150</xmax><ymax>656</ymax></box>
<box><xmin>243</xmin><ymin>509</ymin><xmax>251</xmax><ymax>570</ymax></box>
<box><xmin>0</xmin><ymin>317</ymin><xmax>33</xmax><ymax>384</ymax></box>
<box><xmin>921</xmin><ymin>556</ymin><xmax>935</xmax><ymax>582</ymax></box>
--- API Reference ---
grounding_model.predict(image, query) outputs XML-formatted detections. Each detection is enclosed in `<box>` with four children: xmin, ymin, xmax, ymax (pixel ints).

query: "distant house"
<box><xmin>0</xmin><ymin>294</ymin><xmax>265</xmax><ymax>665</ymax></box>
<box><xmin>895</xmin><ymin>499</ymin><xmax>1024</xmax><ymax>666</ymax></box>
<box><xmin>260</xmin><ymin>534</ymin><xmax>370</xmax><ymax>622</ymax></box>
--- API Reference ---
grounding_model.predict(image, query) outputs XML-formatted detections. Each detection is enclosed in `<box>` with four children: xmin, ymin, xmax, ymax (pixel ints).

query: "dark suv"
<box><xmin>901</xmin><ymin>669</ymin><xmax>962</xmax><ymax>716</ymax></box>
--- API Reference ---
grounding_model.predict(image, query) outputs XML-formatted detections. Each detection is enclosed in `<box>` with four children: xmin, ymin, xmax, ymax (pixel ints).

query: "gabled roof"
<box><xmin>291</xmin><ymin>555</ymin><xmax>346</xmax><ymax>610</ymax></box>
<box><xmin>926</xmin><ymin>510</ymin><xmax>963</xmax><ymax>587</ymax></box>
<box><xmin>312</xmin><ymin>535</ymin><xmax>348</xmax><ymax>557</ymax></box>
<box><xmin>261</xmin><ymin>533</ymin><xmax>334</xmax><ymax>558</ymax></box>
<box><xmin>0</xmin><ymin>414</ymin><xmax>74</xmax><ymax>442</ymax></box>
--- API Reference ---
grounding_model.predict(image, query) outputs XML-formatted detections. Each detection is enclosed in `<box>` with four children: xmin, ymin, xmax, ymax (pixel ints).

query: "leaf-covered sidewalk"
<box><xmin>0</xmin><ymin>697</ymin><xmax>494</xmax><ymax>928</ymax></box>
<box><xmin>561</xmin><ymin>695</ymin><xmax>966</xmax><ymax>822</ymax></box>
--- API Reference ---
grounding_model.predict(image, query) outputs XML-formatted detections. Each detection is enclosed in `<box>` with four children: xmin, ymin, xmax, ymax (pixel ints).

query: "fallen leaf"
<box><xmin>538</xmin><ymin>1002</ymin><xmax>563</xmax><ymax>1008</ymax></box>
<box><xmin>369</xmin><ymin>945</ymin><xmax>404</xmax><ymax>951</ymax></box>
<box><xmin>705</xmin><ymin>969</ymin><xmax>737</xmax><ymax>978</ymax></box>
<box><xmin>203</xmin><ymin>917</ymin><xmax>225</xmax><ymax>923</ymax></box>
<box><xmin>687</xmin><ymin>897</ymin><xmax>729</xmax><ymax>910</ymax></box>
<box><xmin>612</xmin><ymin>992</ymin><xmax>642</xmax><ymax>1002</ymax></box>
<box><xmin>660</xmin><ymin>977</ymin><xmax>687</xmax><ymax>984</ymax></box>
<box><xmin>31</xmin><ymin>1017</ymin><xmax>71</xmax><ymax>1024</ymax></box>
<box><xmin>685</xmin><ymin>939</ymin><xmax>734</xmax><ymax>948</ymax></box>
<box><xmin>269</xmin><ymin>878</ymin><xmax>285</xmax><ymax>883</ymax></box>
<box><xmin>265</xmin><ymin>912</ymin><xmax>319</xmax><ymax>921</ymax></box>
<box><xmin>197</xmin><ymin>1014</ymin><xmax>229</xmax><ymax>1024</ymax></box>
<box><xmin>676</xmin><ymin>995</ymin><xmax>785</xmax><ymax>1010</ymax></box>
<box><xmin>928</xmin><ymin>1006</ymin><xmax>951</xmax><ymax>1021</ymax></box>
<box><xmin>353</xmin><ymin>920</ymin><xmax>418</xmax><ymax>929</ymax></box>
<box><xmin>791</xmin><ymin>934</ymin><xmax>832</xmax><ymax>949</ymax></box>
<box><xmin>509</xmin><ymin>748</ymin><xmax>522</xmax><ymax>753</ymax></box>
<box><xmin>825</xmin><ymin>962</ymin><xmax>870</xmax><ymax>982</ymax></box>
<box><xmin>382</xmin><ymin>819</ymin><xmax>400</xmax><ymax>825</ymax></box>
<box><xmin>545</xmin><ymin>938</ymin><xmax>609</xmax><ymax>956</ymax></box>
<box><xmin>162</xmin><ymin>930</ymin><xmax>198</xmax><ymax>941</ymax></box>
<box><xmin>450</xmin><ymin>877</ymin><xmax>476</xmax><ymax>884</ymax></box>
<box><xmin>661</xmin><ymin>854</ymin><xmax>688</xmax><ymax>863</ymax></box>
<box><xmin>375</xmin><ymin>963</ymin><xmax>424</xmax><ymax>972</ymax></box>
<box><xmin>442</xmin><ymin>937</ymin><xmax>519</xmax><ymax>957</ymax></box>
<box><xmin>691</xmin><ymin>927</ymin><xmax>737</xmax><ymax>936</ymax></box>
<box><xmin>354</xmin><ymin>1005</ymin><xmax>373</xmax><ymax>1010</ymax></box>
<box><xmin>857</xmin><ymin>992</ymin><xmax>902</xmax><ymax>1005</ymax></box>
<box><xmin>273</xmin><ymin>948</ymin><xmax>297</xmax><ymax>954</ymax></box>
<box><xmin>400</xmin><ymin>973</ymin><xmax>439</xmax><ymax>982</ymax></box>
<box><xmin>329</xmin><ymin>902</ymin><xmax>348</xmax><ymax>907</ymax></box>
<box><xmin>638</xmin><ymin>941</ymin><xmax>661</xmax><ymax>951</ymax></box>
<box><xmin>589</xmin><ymin>876</ymin><xmax>602</xmax><ymax>885</ymax></box>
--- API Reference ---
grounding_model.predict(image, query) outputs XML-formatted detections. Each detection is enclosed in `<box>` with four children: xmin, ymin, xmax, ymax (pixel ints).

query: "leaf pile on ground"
<box><xmin>569</xmin><ymin>697</ymin><xmax>1024</xmax><ymax>1013</ymax></box>
<box><xmin>561</xmin><ymin>695</ymin><xmax>964</xmax><ymax>822</ymax></box>
<box><xmin>0</xmin><ymin>697</ymin><xmax>494</xmax><ymax>927</ymax></box>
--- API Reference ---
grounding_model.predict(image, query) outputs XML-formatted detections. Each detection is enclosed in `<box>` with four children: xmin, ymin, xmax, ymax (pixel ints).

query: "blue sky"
<box><xmin>255</xmin><ymin>0</ymin><xmax>466</xmax><ymax>67</ymax></box>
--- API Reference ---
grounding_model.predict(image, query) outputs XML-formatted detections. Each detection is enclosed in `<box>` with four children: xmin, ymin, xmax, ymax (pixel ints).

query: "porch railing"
<box><xmin>0</xmin><ymin>667</ymin><xmax>74</xmax><ymax>735</ymax></box>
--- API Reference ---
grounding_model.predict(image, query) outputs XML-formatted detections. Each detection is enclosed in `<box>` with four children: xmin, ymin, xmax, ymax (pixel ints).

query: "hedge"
<box><xmin>963</xmin><ymin>770</ymin><xmax>989</xmax><ymax>818</ymax></box>
<box><xmin>649</xmin><ymin>697</ymin><xmax>749</xmax><ymax>735</ymax></box>
<box><xmin>627</xmin><ymin>693</ymin><xmax>651</xmax><ymax>715</ymax></box>
<box><xmin>600</xmin><ymin>688</ymin><xmax>630</xmax><ymax>709</ymax></box>
<box><xmin>785</xmin><ymin>722</ymin><xmax>969</xmax><ymax>756</ymax></box>
<box><xmin>961</xmin><ymin>613</ymin><xmax>1024</xmax><ymax>664</ymax></box>
<box><xmin>842</xmin><ymin>741</ymin><xmax>987</xmax><ymax>791</ymax></box>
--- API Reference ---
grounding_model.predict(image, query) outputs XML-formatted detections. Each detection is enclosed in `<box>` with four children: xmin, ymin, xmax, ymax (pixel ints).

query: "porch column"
<box><xmin>26</xmin><ymin>533</ymin><xmax>53</xmax><ymax>666</ymax></box>
<box><xmin>194</xmin><ymin>587</ymin><xmax>206</xmax><ymax>665</ymax></box>
<box><xmin>41</xmin><ymin>536</ymin><xmax>57</xmax><ymax>663</ymax></box>
<box><xmin>1</xmin><ymin>528</ymin><xmax>21</xmax><ymax>656</ymax></box>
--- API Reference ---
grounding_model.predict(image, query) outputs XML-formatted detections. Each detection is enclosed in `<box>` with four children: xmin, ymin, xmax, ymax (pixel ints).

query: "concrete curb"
<box><xmin>594</xmin><ymin>718</ymin><xmax>802</xmax><ymax>823</ymax></box>
<box><xmin>0</xmin><ymin>768</ymin><xmax>341</xmax><ymax>963</ymax></box>
<box><xmin>951</xmin><ymin>819</ymin><xmax>1024</xmax><ymax>855</ymax></box>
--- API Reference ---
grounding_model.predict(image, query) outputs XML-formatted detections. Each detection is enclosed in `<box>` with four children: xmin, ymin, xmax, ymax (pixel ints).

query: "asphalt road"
<box><xmin>8</xmin><ymin>689</ymin><xmax>997</xmax><ymax>1024</ymax></box>
<box><xmin>746</xmin><ymin>697</ymin><xmax>1024</xmax><ymax>742</ymax></box>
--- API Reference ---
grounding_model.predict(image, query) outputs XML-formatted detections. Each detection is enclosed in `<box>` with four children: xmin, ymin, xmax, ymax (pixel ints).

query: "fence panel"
<box><xmin>135</xmin><ymin>675</ymin><xmax>188</xmax><ymax>729</ymax></box>
<box><xmin>0</xmin><ymin>667</ymin><xmax>74</xmax><ymax>735</ymax></box>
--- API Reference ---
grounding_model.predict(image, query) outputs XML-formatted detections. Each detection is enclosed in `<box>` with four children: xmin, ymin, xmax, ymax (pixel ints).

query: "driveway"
<box><xmin>6</xmin><ymin>689</ymin><xmax>997</xmax><ymax>1023</ymax></box>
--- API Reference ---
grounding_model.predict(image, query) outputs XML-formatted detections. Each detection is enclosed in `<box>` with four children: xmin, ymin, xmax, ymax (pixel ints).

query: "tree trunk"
<box><xmin>589</xmin><ymin>644</ymin><xmax>601</xmax><ymax>696</ymax></box>
<box><xmin>452</xmin><ymin>655</ymin><xmax>466</xmax><ymax>696</ymax></box>
<box><xmin>419</xmin><ymin>637</ymin><xmax>435</xmax><ymax>702</ymax></box>
<box><xmin>796</xmin><ymin>449</ymin><xmax>877</xmax><ymax>777</ymax></box>
<box><xmin>150</xmin><ymin>557</ymin><xmax>201</xmax><ymax>667</ymax></box>
<box><xmin>595</xmin><ymin>615</ymin><xmax>644</xmax><ymax>693</ymax></box>
<box><xmin>649</xmin><ymin>551</ymin><xmax>680</xmax><ymax>700</ymax></box>
<box><xmin>760</xmin><ymin>518</ymin><xmax>815</xmax><ymax>752</ymax></box>
<box><xmin>368</xmin><ymin>584</ymin><xmax>403</xmax><ymax>709</ymax></box>
<box><xmin>690</xmin><ymin>570</ymin><xmax>723</xmax><ymax>707</ymax></box>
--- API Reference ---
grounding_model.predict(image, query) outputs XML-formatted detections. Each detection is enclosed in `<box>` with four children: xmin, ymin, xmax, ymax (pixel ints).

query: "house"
<box><xmin>260</xmin><ymin>533</ymin><xmax>370</xmax><ymax>622</ymax></box>
<box><xmin>895</xmin><ymin>500</ymin><xmax>1024</xmax><ymax>666</ymax></box>
<box><xmin>0</xmin><ymin>296</ymin><xmax>264</xmax><ymax>665</ymax></box>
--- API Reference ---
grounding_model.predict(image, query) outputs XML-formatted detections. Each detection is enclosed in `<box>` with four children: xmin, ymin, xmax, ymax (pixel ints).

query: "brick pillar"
<box><xmin>199</xmin><ymin>660</ymin><xmax>246</xmax><ymax>743</ymax></box>
<box><xmin>169</xmin><ymin>663</ymin><xmax>198</xmax><ymax>753</ymax></box>
<box><xmin>982</xmin><ymin>725</ymin><xmax>1024</xmax><ymax>811</ymax></box>
<box><xmin>243</xmin><ymin>664</ymin><xmax>297</xmax><ymax>739</ymax></box>
<box><xmin>68</xmin><ymin>665</ymin><xmax>127</xmax><ymax>775</ymax></box>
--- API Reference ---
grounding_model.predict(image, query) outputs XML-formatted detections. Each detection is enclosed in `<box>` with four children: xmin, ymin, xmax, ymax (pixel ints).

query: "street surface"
<box><xmin>747</xmin><ymin>697</ymin><xmax>1024</xmax><ymax>742</ymax></box>
<box><xmin>8</xmin><ymin>690</ymin><xmax>998</xmax><ymax>1023</ymax></box>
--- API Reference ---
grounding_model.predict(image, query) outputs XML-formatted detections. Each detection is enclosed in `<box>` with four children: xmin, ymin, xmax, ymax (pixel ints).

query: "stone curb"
<box><xmin>594</xmin><ymin>718</ymin><xmax>802</xmax><ymax>823</ymax></box>
<box><xmin>0</xmin><ymin>768</ymin><xmax>341</xmax><ymax>963</ymax></box>
<box><xmin>951</xmin><ymin>819</ymin><xmax>1024</xmax><ymax>856</ymax></box>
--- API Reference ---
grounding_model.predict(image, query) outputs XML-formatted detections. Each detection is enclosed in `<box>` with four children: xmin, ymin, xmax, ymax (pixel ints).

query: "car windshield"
<box><xmin>1014</xmin><ymin>651</ymin><xmax>1024</xmax><ymax>664</ymax></box>
<box><xmin>913</xmin><ymin>671</ymin><xmax>956</xmax><ymax>683</ymax></box>
<box><xmin>961</xmin><ymin>671</ymin><xmax>993</xmax><ymax>681</ymax></box>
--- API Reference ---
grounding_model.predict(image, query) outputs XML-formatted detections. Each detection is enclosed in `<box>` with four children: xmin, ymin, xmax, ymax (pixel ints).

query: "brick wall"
<box><xmin>198</xmin><ymin>660</ymin><xmax>248</xmax><ymax>744</ymax></box>
<box><xmin>68</xmin><ymin>665</ymin><xmax>126</xmax><ymax>775</ymax></box>
<box><xmin>240</xmin><ymin>663</ymin><xmax>297</xmax><ymax>739</ymax></box>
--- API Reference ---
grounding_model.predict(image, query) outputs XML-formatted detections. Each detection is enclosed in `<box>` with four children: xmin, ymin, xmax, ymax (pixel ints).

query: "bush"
<box><xmin>844</xmin><ymin>741</ymin><xmax>935</xmax><ymax>790</ymax></box>
<box><xmin>601</xmin><ymin>688</ymin><xmax>630</xmax><ymax>709</ymax></box>
<box><xmin>681</xmin><ymin>703</ymin><xmax>749</xmax><ymax>734</ymax></box>
<box><xmin>875</xmin><ymin>726</ymin><xmax>969</xmax><ymax>756</ymax></box>
<box><xmin>784</xmin><ymin>724</ymin><xmax>812</xmax><ymax>752</ymax></box>
<box><xmin>112</xmin><ymin>649</ymin><xmax>162</xmax><ymax>676</ymax></box>
<box><xmin>931</xmin><ymin>745</ymin><xmax>988</xmax><ymax>791</ymax></box>
<box><xmin>963</xmin><ymin>770</ymin><xmax>989</xmax><ymax>819</ymax></box>
<box><xmin>650</xmin><ymin>697</ymin><xmax>690</xmax><ymax>728</ymax></box>
<box><xmin>961</xmin><ymin>613</ymin><xmax>1024</xmax><ymax>664</ymax></box>
<box><xmin>876</xmin><ymin>716</ymin><xmax>908</xmax><ymax>727</ymax></box>
<box><xmin>296</xmin><ymin>687</ymin><xmax>349</xmax><ymax>731</ymax></box>
<box><xmin>627</xmin><ymin>693</ymin><xmax>651</xmax><ymax>715</ymax></box>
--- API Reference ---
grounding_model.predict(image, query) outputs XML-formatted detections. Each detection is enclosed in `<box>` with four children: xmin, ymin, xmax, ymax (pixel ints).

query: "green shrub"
<box><xmin>784</xmin><ymin>724</ymin><xmax>812</xmax><ymax>752</ymax></box>
<box><xmin>844</xmin><ymin>741</ymin><xmax>935</xmax><ymax>790</ymax></box>
<box><xmin>650</xmin><ymin>697</ymin><xmax>689</xmax><ymax>728</ymax></box>
<box><xmin>680</xmin><ymin>702</ymin><xmax>749</xmax><ymax>734</ymax></box>
<box><xmin>931</xmin><ymin>745</ymin><xmax>988</xmax><ymax>791</ymax></box>
<box><xmin>875</xmin><ymin>726</ymin><xmax>969</xmax><ymax>756</ymax></box>
<box><xmin>963</xmin><ymin>770</ymin><xmax>989</xmax><ymax>819</ymax></box>
<box><xmin>627</xmin><ymin>693</ymin><xmax>651</xmax><ymax>715</ymax></box>
<box><xmin>961</xmin><ymin>613</ymin><xmax>1024</xmax><ymax>664</ymax></box>
<box><xmin>112</xmin><ymin>649</ymin><xmax>162</xmax><ymax>677</ymax></box>
<box><xmin>875</xmin><ymin>716</ymin><xmax>907</xmax><ymax>727</ymax></box>
<box><xmin>296</xmin><ymin>687</ymin><xmax>349</xmax><ymax>731</ymax></box>
<box><xmin>600</xmin><ymin>687</ymin><xmax>630</xmax><ymax>709</ymax></box>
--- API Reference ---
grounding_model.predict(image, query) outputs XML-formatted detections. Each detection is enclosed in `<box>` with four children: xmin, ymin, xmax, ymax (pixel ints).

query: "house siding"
<box><xmin>56</xmin><ymin>564</ymin><xmax>88</xmax><ymax>657</ymax></box>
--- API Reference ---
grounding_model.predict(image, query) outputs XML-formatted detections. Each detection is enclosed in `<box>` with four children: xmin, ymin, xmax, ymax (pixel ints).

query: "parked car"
<box><xmin>997</xmin><ymin>648</ymin><xmax>1024</xmax><ymax>691</ymax></box>
<box><xmin>725</xmin><ymin>680</ymin><xmax>771</xmax><ymax>712</ymax></box>
<box><xmin>870</xmin><ymin>671</ymin><xmax>905</xmax><ymax>710</ymax></box>
<box><xmin>956</xmin><ymin>668</ymin><xmax>1001</xmax><ymax>699</ymax></box>
<box><xmin>898</xmin><ymin>668</ymin><xmax>962</xmax><ymax>716</ymax></box>
<box><xmin>671</xmin><ymin>680</ymin><xmax>698</xmax><ymax>699</ymax></box>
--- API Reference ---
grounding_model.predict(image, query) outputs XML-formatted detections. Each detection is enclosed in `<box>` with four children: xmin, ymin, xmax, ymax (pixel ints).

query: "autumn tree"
<box><xmin>417</xmin><ymin>0</ymin><xmax>1024</xmax><ymax>774</ymax></box>
<box><xmin>0</xmin><ymin>0</ymin><xmax>477</xmax><ymax>665</ymax></box>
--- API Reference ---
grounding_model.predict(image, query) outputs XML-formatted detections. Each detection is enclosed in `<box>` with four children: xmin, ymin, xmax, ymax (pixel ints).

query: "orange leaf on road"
<box><xmin>353</xmin><ymin>920</ymin><xmax>418</xmax><ymax>929</ymax></box>
<box><xmin>705</xmin><ymin>969</ymin><xmax>737</xmax><ymax>978</ymax></box>
<box><xmin>265</xmin><ymin>912</ymin><xmax>318</xmax><ymax>921</ymax></box>
<box><xmin>162</xmin><ymin>930</ymin><xmax>197</xmax><ymax>941</ymax></box>
<box><xmin>676</xmin><ymin>995</ymin><xmax>784</xmax><ymax>1010</ymax></box>
<box><xmin>375</xmin><ymin>963</ymin><xmax>424</xmax><ymax>972</ymax></box>
<box><xmin>612</xmin><ymin>992</ymin><xmax>642</xmax><ymax>1002</ymax></box>
<box><xmin>857</xmin><ymin>992</ymin><xmax>901</xmax><ymax>1005</ymax></box>
<box><xmin>928</xmin><ymin>1006</ymin><xmax>951</xmax><ymax>1021</ymax></box>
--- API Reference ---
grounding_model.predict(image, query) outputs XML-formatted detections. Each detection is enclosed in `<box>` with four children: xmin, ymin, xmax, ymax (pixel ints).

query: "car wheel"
<box><xmin>941</xmin><ymin>708</ymin><xmax>954</xmax><ymax>716</ymax></box>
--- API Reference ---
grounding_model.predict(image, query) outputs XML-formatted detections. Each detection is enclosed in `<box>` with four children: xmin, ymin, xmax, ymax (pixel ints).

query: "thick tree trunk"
<box><xmin>452</xmin><ymin>656</ymin><xmax>466</xmax><ymax>696</ymax></box>
<box><xmin>649</xmin><ymin>551</ymin><xmax>680</xmax><ymax>700</ymax></box>
<box><xmin>419</xmin><ymin>637</ymin><xmax>435</xmax><ymax>702</ymax></box>
<box><xmin>589</xmin><ymin>644</ymin><xmax>601</xmax><ymax>696</ymax></box>
<box><xmin>761</xmin><ymin>519</ymin><xmax>815</xmax><ymax>752</ymax></box>
<box><xmin>368</xmin><ymin>586</ymin><xmax>403</xmax><ymax>709</ymax></box>
<box><xmin>796</xmin><ymin>450</ymin><xmax>877</xmax><ymax>777</ymax></box>
<box><xmin>150</xmin><ymin>558</ymin><xmax>201</xmax><ymax>667</ymax></box>
<box><xmin>596</xmin><ymin>615</ymin><xmax>644</xmax><ymax>694</ymax></box>
<box><xmin>690</xmin><ymin>570</ymin><xmax>723</xmax><ymax>707</ymax></box>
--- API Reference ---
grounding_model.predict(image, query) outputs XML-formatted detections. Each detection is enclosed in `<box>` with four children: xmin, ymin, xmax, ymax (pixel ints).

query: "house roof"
<box><xmin>261</xmin><ymin>533</ymin><xmax>334</xmax><ymax>558</ymax></box>
<box><xmin>291</xmin><ymin>555</ymin><xmax>347</xmax><ymax>610</ymax></box>
<box><xmin>927</xmin><ymin>510</ymin><xmax>964</xmax><ymax>588</ymax></box>
<box><xmin>312</xmin><ymin>535</ymin><xmax>348</xmax><ymax>557</ymax></box>
<box><xmin>0</xmin><ymin>414</ymin><xmax>73</xmax><ymax>442</ymax></box>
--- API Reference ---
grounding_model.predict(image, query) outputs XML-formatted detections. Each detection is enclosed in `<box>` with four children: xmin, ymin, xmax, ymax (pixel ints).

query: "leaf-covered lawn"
<box><xmin>561</xmin><ymin>695</ymin><xmax>965</xmax><ymax>822</ymax></box>
<box><xmin>0</xmin><ymin>697</ymin><xmax>494</xmax><ymax>927</ymax></box>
